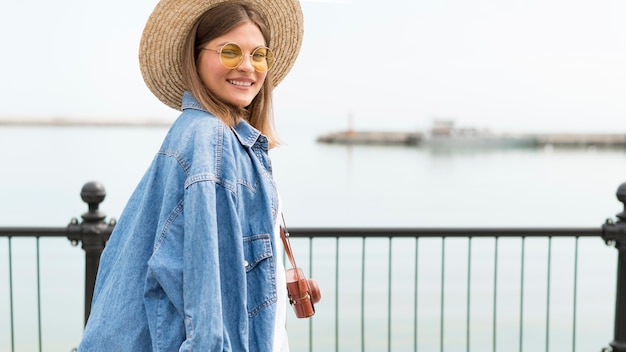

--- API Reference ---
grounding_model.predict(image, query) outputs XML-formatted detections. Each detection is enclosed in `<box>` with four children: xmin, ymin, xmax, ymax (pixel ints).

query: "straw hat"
<box><xmin>139</xmin><ymin>0</ymin><xmax>304</xmax><ymax>110</ymax></box>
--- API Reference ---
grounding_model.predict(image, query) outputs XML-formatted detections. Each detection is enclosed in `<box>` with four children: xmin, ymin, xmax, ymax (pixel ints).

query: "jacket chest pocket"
<box><xmin>243</xmin><ymin>234</ymin><xmax>276</xmax><ymax>317</ymax></box>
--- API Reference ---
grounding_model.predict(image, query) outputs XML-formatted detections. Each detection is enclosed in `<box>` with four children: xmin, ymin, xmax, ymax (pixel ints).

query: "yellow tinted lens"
<box><xmin>251</xmin><ymin>47</ymin><xmax>274</xmax><ymax>72</ymax></box>
<box><xmin>219</xmin><ymin>43</ymin><xmax>243</xmax><ymax>68</ymax></box>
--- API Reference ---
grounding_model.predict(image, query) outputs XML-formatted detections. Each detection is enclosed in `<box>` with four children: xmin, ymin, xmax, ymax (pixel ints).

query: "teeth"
<box><xmin>229</xmin><ymin>80</ymin><xmax>252</xmax><ymax>87</ymax></box>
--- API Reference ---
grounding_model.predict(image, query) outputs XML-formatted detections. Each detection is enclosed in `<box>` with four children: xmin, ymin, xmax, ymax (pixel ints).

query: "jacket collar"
<box><xmin>181</xmin><ymin>91</ymin><xmax>266</xmax><ymax>149</ymax></box>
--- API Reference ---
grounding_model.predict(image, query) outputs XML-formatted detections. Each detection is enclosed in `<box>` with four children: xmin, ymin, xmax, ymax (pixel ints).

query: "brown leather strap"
<box><xmin>280</xmin><ymin>224</ymin><xmax>297</xmax><ymax>269</ymax></box>
<box><xmin>280</xmin><ymin>214</ymin><xmax>304</xmax><ymax>281</ymax></box>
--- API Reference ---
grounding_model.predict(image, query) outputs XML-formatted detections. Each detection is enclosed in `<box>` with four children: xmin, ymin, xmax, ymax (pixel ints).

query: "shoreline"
<box><xmin>0</xmin><ymin>117</ymin><xmax>172</xmax><ymax>127</ymax></box>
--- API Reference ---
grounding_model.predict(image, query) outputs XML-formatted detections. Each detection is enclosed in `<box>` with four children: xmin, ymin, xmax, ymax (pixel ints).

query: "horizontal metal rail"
<box><xmin>0</xmin><ymin>227</ymin><xmax>602</xmax><ymax>238</ymax></box>
<box><xmin>286</xmin><ymin>227</ymin><xmax>603</xmax><ymax>238</ymax></box>
<box><xmin>0</xmin><ymin>228</ymin><xmax>70</xmax><ymax>237</ymax></box>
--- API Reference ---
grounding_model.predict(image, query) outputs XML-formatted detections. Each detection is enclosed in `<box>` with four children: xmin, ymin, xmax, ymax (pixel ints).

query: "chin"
<box><xmin>230</xmin><ymin>99</ymin><xmax>254</xmax><ymax>109</ymax></box>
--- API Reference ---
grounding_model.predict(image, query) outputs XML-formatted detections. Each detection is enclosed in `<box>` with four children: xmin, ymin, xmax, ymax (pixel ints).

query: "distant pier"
<box><xmin>317</xmin><ymin>130</ymin><xmax>626</xmax><ymax>148</ymax></box>
<box><xmin>317</xmin><ymin>131</ymin><xmax>422</xmax><ymax>146</ymax></box>
<box><xmin>534</xmin><ymin>133</ymin><xmax>626</xmax><ymax>148</ymax></box>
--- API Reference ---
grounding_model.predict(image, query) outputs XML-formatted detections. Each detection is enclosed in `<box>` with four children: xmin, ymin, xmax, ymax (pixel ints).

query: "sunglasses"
<box><xmin>203</xmin><ymin>42</ymin><xmax>275</xmax><ymax>72</ymax></box>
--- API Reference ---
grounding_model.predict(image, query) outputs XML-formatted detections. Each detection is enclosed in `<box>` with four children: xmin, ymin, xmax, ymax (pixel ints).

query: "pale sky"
<box><xmin>1</xmin><ymin>0</ymin><xmax>625</xmax><ymax>133</ymax></box>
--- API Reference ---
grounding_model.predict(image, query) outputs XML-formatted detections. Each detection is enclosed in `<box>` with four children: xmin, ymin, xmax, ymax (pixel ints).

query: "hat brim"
<box><xmin>139</xmin><ymin>0</ymin><xmax>304</xmax><ymax>110</ymax></box>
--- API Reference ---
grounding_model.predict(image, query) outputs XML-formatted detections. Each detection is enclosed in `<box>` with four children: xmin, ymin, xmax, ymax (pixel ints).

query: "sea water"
<box><xmin>0</xmin><ymin>122</ymin><xmax>624</xmax><ymax>351</ymax></box>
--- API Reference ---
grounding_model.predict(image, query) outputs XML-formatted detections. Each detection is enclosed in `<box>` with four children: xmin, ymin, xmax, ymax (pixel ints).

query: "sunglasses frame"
<box><xmin>203</xmin><ymin>42</ymin><xmax>274</xmax><ymax>73</ymax></box>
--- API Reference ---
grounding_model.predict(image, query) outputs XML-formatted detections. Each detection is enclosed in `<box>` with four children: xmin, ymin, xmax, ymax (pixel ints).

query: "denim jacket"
<box><xmin>78</xmin><ymin>92</ymin><xmax>280</xmax><ymax>351</ymax></box>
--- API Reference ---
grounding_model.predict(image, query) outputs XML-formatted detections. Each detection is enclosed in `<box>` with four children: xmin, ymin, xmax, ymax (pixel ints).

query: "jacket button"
<box><xmin>243</xmin><ymin>260</ymin><xmax>249</xmax><ymax>267</ymax></box>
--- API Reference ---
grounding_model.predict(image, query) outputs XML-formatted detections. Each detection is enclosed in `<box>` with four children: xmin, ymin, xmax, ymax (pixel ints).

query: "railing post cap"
<box><xmin>616</xmin><ymin>182</ymin><xmax>626</xmax><ymax>222</ymax></box>
<box><xmin>617</xmin><ymin>182</ymin><xmax>626</xmax><ymax>200</ymax></box>
<box><xmin>81</xmin><ymin>181</ymin><xmax>106</xmax><ymax>205</ymax></box>
<box><xmin>81</xmin><ymin>181</ymin><xmax>106</xmax><ymax>222</ymax></box>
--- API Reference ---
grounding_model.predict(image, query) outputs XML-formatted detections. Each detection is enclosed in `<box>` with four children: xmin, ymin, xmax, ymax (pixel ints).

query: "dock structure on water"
<box><xmin>535</xmin><ymin>133</ymin><xmax>626</xmax><ymax>148</ymax></box>
<box><xmin>317</xmin><ymin>130</ymin><xmax>626</xmax><ymax>149</ymax></box>
<box><xmin>316</xmin><ymin>130</ymin><xmax>422</xmax><ymax>146</ymax></box>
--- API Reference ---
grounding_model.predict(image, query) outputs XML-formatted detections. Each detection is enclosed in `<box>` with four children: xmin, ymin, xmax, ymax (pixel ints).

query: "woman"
<box><xmin>78</xmin><ymin>0</ymin><xmax>303</xmax><ymax>351</ymax></box>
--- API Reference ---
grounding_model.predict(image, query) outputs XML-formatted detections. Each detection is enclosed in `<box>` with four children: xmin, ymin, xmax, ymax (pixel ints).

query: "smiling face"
<box><xmin>197</xmin><ymin>21</ymin><xmax>268</xmax><ymax>109</ymax></box>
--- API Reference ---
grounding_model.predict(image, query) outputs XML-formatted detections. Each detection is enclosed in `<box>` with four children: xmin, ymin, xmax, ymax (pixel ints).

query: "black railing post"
<box><xmin>67</xmin><ymin>181</ymin><xmax>115</xmax><ymax>326</ymax></box>
<box><xmin>602</xmin><ymin>182</ymin><xmax>626</xmax><ymax>352</ymax></box>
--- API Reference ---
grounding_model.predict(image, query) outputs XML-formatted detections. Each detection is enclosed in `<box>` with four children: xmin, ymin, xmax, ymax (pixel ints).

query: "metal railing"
<box><xmin>285</xmin><ymin>227</ymin><xmax>620</xmax><ymax>351</ymax></box>
<box><xmin>1</xmin><ymin>181</ymin><xmax>626</xmax><ymax>351</ymax></box>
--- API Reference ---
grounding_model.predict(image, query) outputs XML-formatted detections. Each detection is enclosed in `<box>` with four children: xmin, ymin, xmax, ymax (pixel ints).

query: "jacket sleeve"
<box><xmin>178</xmin><ymin>178</ymin><xmax>248</xmax><ymax>351</ymax></box>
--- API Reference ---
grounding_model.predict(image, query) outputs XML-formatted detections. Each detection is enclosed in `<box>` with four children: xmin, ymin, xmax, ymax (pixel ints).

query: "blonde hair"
<box><xmin>182</xmin><ymin>3</ymin><xmax>279</xmax><ymax>147</ymax></box>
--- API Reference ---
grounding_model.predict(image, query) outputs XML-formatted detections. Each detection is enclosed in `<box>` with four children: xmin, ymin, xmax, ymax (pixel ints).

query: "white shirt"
<box><xmin>273</xmin><ymin>198</ymin><xmax>289</xmax><ymax>351</ymax></box>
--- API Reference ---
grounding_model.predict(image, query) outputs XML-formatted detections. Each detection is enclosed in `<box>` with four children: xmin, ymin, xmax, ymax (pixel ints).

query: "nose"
<box><xmin>237</xmin><ymin>54</ymin><xmax>255</xmax><ymax>72</ymax></box>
